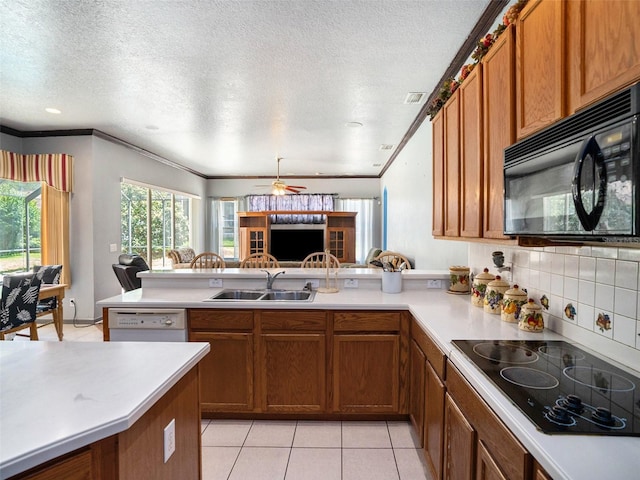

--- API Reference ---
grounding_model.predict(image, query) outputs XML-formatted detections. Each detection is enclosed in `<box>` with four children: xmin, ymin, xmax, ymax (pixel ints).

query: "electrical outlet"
<box><xmin>163</xmin><ymin>418</ymin><xmax>176</xmax><ymax>463</ymax></box>
<box><xmin>305</xmin><ymin>279</ymin><xmax>320</xmax><ymax>288</ymax></box>
<box><xmin>209</xmin><ymin>278</ymin><xmax>223</xmax><ymax>288</ymax></box>
<box><xmin>69</xmin><ymin>298</ymin><xmax>76</xmax><ymax>305</ymax></box>
<box><xmin>426</xmin><ymin>279</ymin><xmax>442</xmax><ymax>289</ymax></box>
<box><xmin>344</xmin><ymin>278</ymin><xmax>358</xmax><ymax>288</ymax></box>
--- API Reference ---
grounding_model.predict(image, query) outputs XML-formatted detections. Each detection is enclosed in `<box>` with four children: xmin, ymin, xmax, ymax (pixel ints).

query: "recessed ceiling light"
<box><xmin>379</xmin><ymin>144</ymin><xmax>394</xmax><ymax>151</ymax></box>
<box><xmin>146</xmin><ymin>125</ymin><xmax>159</xmax><ymax>130</ymax></box>
<box><xmin>45</xmin><ymin>107</ymin><xmax>61</xmax><ymax>114</ymax></box>
<box><xmin>345</xmin><ymin>121</ymin><xmax>363</xmax><ymax>128</ymax></box>
<box><xmin>403</xmin><ymin>92</ymin><xmax>426</xmax><ymax>104</ymax></box>
<box><xmin>373</xmin><ymin>163</ymin><xmax>382</xmax><ymax>167</ymax></box>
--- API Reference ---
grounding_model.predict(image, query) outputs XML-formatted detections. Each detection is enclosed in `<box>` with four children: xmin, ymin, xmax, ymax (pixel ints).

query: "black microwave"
<box><xmin>504</xmin><ymin>83</ymin><xmax>640</xmax><ymax>243</ymax></box>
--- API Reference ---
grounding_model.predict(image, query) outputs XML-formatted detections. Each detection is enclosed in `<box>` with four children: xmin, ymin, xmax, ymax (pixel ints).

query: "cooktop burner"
<box><xmin>452</xmin><ymin>340</ymin><xmax>640</xmax><ymax>436</ymax></box>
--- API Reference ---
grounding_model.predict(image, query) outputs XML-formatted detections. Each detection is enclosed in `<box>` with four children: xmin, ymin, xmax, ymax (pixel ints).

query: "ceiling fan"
<box><xmin>256</xmin><ymin>157</ymin><xmax>307</xmax><ymax>195</ymax></box>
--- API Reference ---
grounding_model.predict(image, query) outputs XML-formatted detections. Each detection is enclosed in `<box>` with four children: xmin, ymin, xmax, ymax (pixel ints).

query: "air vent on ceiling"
<box><xmin>379</xmin><ymin>144</ymin><xmax>395</xmax><ymax>151</ymax></box>
<box><xmin>404</xmin><ymin>92</ymin><xmax>426</xmax><ymax>104</ymax></box>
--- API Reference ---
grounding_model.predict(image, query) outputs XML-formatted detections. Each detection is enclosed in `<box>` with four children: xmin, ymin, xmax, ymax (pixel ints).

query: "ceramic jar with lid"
<box><xmin>449</xmin><ymin>266</ymin><xmax>470</xmax><ymax>293</ymax></box>
<box><xmin>519</xmin><ymin>299</ymin><xmax>544</xmax><ymax>332</ymax></box>
<box><xmin>501</xmin><ymin>284</ymin><xmax>527</xmax><ymax>323</ymax></box>
<box><xmin>471</xmin><ymin>268</ymin><xmax>495</xmax><ymax>307</ymax></box>
<box><xmin>483</xmin><ymin>275</ymin><xmax>509</xmax><ymax>314</ymax></box>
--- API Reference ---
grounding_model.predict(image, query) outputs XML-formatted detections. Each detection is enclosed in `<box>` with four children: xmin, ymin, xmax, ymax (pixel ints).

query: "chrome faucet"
<box><xmin>261</xmin><ymin>270</ymin><xmax>285</xmax><ymax>290</ymax></box>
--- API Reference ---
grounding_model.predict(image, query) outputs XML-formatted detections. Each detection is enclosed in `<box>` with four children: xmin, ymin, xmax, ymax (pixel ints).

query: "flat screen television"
<box><xmin>270</xmin><ymin>228</ymin><xmax>325</xmax><ymax>261</ymax></box>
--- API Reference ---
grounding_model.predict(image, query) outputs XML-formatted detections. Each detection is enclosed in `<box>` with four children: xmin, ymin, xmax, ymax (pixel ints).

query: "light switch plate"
<box><xmin>426</xmin><ymin>279</ymin><xmax>442</xmax><ymax>289</ymax></box>
<box><xmin>109</xmin><ymin>243</ymin><xmax>117</xmax><ymax>253</ymax></box>
<box><xmin>163</xmin><ymin>418</ymin><xmax>176</xmax><ymax>463</ymax></box>
<box><xmin>209</xmin><ymin>278</ymin><xmax>223</xmax><ymax>288</ymax></box>
<box><xmin>344</xmin><ymin>278</ymin><xmax>358</xmax><ymax>288</ymax></box>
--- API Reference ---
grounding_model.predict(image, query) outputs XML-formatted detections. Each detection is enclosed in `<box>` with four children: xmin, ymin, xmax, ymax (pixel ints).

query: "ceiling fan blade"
<box><xmin>286</xmin><ymin>185</ymin><xmax>307</xmax><ymax>189</ymax></box>
<box><xmin>285</xmin><ymin>186</ymin><xmax>303</xmax><ymax>193</ymax></box>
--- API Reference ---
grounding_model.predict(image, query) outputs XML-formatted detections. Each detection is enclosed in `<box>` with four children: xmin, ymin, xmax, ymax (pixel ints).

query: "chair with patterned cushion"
<box><xmin>301</xmin><ymin>252</ymin><xmax>340</xmax><ymax>269</ymax></box>
<box><xmin>240</xmin><ymin>253</ymin><xmax>280</xmax><ymax>269</ymax></box>
<box><xmin>33</xmin><ymin>265</ymin><xmax>63</xmax><ymax>318</ymax></box>
<box><xmin>189</xmin><ymin>252</ymin><xmax>226</xmax><ymax>269</ymax></box>
<box><xmin>0</xmin><ymin>272</ymin><xmax>43</xmax><ymax>340</ymax></box>
<box><xmin>167</xmin><ymin>247</ymin><xmax>196</xmax><ymax>268</ymax></box>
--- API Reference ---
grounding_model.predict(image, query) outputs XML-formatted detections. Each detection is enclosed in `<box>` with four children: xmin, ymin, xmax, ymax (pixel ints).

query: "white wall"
<box><xmin>380</xmin><ymin>120</ymin><xmax>467</xmax><ymax>269</ymax></box>
<box><xmin>3</xmin><ymin>133</ymin><xmax>207</xmax><ymax>320</ymax></box>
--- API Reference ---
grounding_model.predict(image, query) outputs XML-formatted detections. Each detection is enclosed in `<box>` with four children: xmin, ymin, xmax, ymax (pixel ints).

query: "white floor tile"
<box><xmin>244</xmin><ymin>420</ymin><xmax>297</xmax><ymax>447</ymax></box>
<box><xmin>342</xmin><ymin>448</ymin><xmax>399</xmax><ymax>480</ymax></box>
<box><xmin>293</xmin><ymin>421</ymin><xmax>342</xmax><ymax>447</ymax></box>
<box><xmin>201</xmin><ymin>419</ymin><xmax>253</xmax><ymax>447</ymax></box>
<box><xmin>342</xmin><ymin>421</ymin><xmax>392</xmax><ymax>448</ymax></box>
<box><xmin>201</xmin><ymin>419</ymin><xmax>210</xmax><ymax>433</ymax></box>
<box><xmin>387</xmin><ymin>421</ymin><xmax>421</xmax><ymax>448</ymax></box>
<box><xmin>229</xmin><ymin>447</ymin><xmax>290</xmax><ymax>480</ymax></box>
<box><xmin>201</xmin><ymin>446</ymin><xmax>240</xmax><ymax>480</ymax></box>
<box><xmin>285</xmin><ymin>448</ymin><xmax>341</xmax><ymax>480</ymax></box>
<box><xmin>394</xmin><ymin>448</ymin><xmax>430</xmax><ymax>480</ymax></box>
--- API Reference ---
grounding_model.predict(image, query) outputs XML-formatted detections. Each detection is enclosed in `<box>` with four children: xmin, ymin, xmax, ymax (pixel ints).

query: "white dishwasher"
<box><xmin>108</xmin><ymin>308</ymin><xmax>187</xmax><ymax>342</ymax></box>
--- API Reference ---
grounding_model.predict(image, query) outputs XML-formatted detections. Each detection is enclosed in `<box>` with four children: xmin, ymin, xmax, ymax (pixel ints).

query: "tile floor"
<box><xmin>12</xmin><ymin>322</ymin><xmax>433</xmax><ymax>479</ymax></box>
<box><xmin>200</xmin><ymin>419</ymin><xmax>433</xmax><ymax>480</ymax></box>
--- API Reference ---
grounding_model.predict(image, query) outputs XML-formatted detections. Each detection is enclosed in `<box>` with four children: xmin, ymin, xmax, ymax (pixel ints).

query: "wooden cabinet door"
<box><xmin>444</xmin><ymin>393</ymin><xmax>476</xmax><ymax>480</ymax></box>
<box><xmin>259</xmin><ymin>333</ymin><xmax>326</xmax><ymax>412</ymax></box>
<box><xmin>327</xmin><ymin>227</ymin><xmax>355</xmax><ymax>263</ymax></box>
<box><xmin>432</xmin><ymin>110</ymin><xmax>445</xmax><ymax>236</ymax></box>
<box><xmin>567</xmin><ymin>0</ymin><xmax>640</xmax><ymax>113</ymax></box>
<box><xmin>409</xmin><ymin>339</ymin><xmax>426</xmax><ymax>446</ymax></box>
<box><xmin>444</xmin><ymin>90</ymin><xmax>461</xmax><ymax>236</ymax></box>
<box><xmin>424</xmin><ymin>360</ymin><xmax>445</xmax><ymax>480</ymax></box>
<box><xmin>476</xmin><ymin>440</ymin><xmax>508</xmax><ymax>480</ymax></box>
<box><xmin>516</xmin><ymin>0</ymin><xmax>565</xmax><ymax>139</ymax></box>
<box><xmin>482</xmin><ymin>24</ymin><xmax>515</xmax><ymax>239</ymax></box>
<box><xmin>191</xmin><ymin>331</ymin><xmax>254</xmax><ymax>412</ymax></box>
<box><xmin>459</xmin><ymin>64</ymin><xmax>483</xmax><ymax>238</ymax></box>
<box><xmin>333</xmin><ymin>334</ymin><xmax>400</xmax><ymax>413</ymax></box>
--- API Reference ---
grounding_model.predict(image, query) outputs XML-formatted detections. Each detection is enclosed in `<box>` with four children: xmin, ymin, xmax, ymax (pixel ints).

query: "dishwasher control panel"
<box><xmin>108</xmin><ymin>309</ymin><xmax>186</xmax><ymax>330</ymax></box>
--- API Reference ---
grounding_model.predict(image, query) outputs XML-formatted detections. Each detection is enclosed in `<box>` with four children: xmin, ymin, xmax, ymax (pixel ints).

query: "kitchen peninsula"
<box><xmin>0</xmin><ymin>341</ymin><xmax>209</xmax><ymax>480</ymax></box>
<box><xmin>97</xmin><ymin>268</ymin><xmax>640</xmax><ymax>480</ymax></box>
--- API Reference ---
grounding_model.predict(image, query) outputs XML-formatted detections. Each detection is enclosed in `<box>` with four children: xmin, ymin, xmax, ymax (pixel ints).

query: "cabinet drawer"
<box><xmin>260</xmin><ymin>310</ymin><xmax>327</xmax><ymax>331</ymax></box>
<box><xmin>411</xmin><ymin>317</ymin><xmax>446</xmax><ymax>379</ymax></box>
<box><xmin>447</xmin><ymin>361</ymin><xmax>530</xmax><ymax>480</ymax></box>
<box><xmin>334</xmin><ymin>311</ymin><xmax>401</xmax><ymax>332</ymax></box>
<box><xmin>189</xmin><ymin>309</ymin><xmax>254</xmax><ymax>331</ymax></box>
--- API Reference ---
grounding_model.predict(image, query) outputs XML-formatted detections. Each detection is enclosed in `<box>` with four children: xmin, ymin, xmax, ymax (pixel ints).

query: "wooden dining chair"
<box><xmin>240</xmin><ymin>253</ymin><xmax>280</xmax><ymax>269</ymax></box>
<box><xmin>372</xmin><ymin>251</ymin><xmax>412</xmax><ymax>270</ymax></box>
<box><xmin>189</xmin><ymin>252</ymin><xmax>226</xmax><ymax>269</ymax></box>
<box><xmin>0</xmin><ymin>273</ymin><xmax>42</xmax><ymax>341</ymax></box>
<box><xmin>33</xmin><ymin>264</ymin><xmax>63</xmax><ymax>320</ymax></box>
<box><xmin>301</xmin><ymin>251</ymin><xmax>340</xmax><ymax>269</ymax></box>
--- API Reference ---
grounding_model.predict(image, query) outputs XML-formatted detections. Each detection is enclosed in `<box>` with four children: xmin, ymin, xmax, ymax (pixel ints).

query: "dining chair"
<box><xmin>371</xmin><ymin>251</ymin><xmax>412</xmax><ymax>270</ymax></box>
<box><xmin>301</xmin><ymin>251</ymin><xmax>340</xmax><ymax>269</ymax></box>
<box><xmin>0</xmin><ymin>272</ymin><xmax>43</xmax><ymax>340</ymax></box>
<box><xmin>33</xmin><ymin>265</ymin><xmax>63</xmax><ymax>318</ymax></box>
<box><xmin>190</xmin><ymin>252</ymin><xmax>226</xmax><ymax>269</ymax></box>
<box><xmin>240</xmin><ymin>253</ymin><xmax>280</xmax><ymax>269</ymax></box>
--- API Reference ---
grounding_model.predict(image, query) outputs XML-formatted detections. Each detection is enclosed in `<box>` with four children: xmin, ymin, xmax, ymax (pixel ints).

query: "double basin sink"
<box><xmin>207</xmin><ymin>288</ymin><xmax>315</xmax><ymax>302</ymax></box>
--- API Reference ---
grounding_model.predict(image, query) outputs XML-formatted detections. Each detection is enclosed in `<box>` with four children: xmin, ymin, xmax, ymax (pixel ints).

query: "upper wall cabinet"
<box><xmin>516</xmin><ymin>0</ymin><xmax>566</xmax><ymax>139</ymax></box>
<box><xmin>482</xmin><ymin>25</ymin><xmax>515</xmax><ymax>240</ymax></box>
<box><xmin>566</xmin><ymin>0</ymin><xmax>640</xmax><ymax>114</ymax></box>
<box><xmin>444</xmin><ymin>90</ymin><xmax>461</xmax><ymax>237</ymax></box>
<box><xmin>432</xmin><ymin>110</ymin><xmax>445</xmax><ymax>237</ymax></box>
<box><xmin>459</xmin><ymin>64</ymin><xmax>484</xmax><ymax>238</ymax></box>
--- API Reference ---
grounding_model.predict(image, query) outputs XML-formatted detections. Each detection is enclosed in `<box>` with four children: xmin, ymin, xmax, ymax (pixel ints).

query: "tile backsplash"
<box><xmin>468</xmin><ymin>243</ymin><xmax>640</xmax><ymax>371</ymax></box>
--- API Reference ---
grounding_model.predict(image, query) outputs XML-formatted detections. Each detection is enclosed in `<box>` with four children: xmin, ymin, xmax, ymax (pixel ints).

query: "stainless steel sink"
<box><xmin>260</xmin><ymin>290</ymin><xmax>314</xmax><ymax>301</ymax></box>
<box><xmin>206</xmin><ymin>289</ymin><xmax>315</xmax><ymax>302</ymax></box>
<box><xmin>208</xmin><ymin>289</ymin><xmax>264</xmax><ymax>300</ymax></box>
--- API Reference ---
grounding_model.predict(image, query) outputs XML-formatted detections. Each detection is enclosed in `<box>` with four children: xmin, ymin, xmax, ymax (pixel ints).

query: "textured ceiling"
<box><xmin>0</xmin><ymin>0</ymin><xmax>491</xmax><ymax>179</ymax></box>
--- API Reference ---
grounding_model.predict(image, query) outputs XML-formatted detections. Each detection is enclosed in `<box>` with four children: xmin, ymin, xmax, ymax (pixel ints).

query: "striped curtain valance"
<box><xmin>0</xmin><ymin>150</ymin><xmax>74</xmax><ymax>192</ymax></box>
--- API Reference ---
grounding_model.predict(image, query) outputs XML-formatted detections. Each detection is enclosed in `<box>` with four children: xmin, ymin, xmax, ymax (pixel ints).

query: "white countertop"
<box><xmin>96</xmin><ymin>273</ymin><xmax>640</xmax><ymax>480</ymax></box>
<box><xmin>0</xmin><ymin>341</ymin><xmax>210</xmax><ymax>479</ymax></box>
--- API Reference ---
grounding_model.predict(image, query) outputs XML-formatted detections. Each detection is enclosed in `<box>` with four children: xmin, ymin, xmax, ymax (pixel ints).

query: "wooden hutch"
<box><xmin>238</xmin><ymin>211</ymin><xmax>356</xmax><ymax>263</ymax></box>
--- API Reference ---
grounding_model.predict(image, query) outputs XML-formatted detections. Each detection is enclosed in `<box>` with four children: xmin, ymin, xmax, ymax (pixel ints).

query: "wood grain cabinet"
<box><xmin>432</xmin><ymin>110</ymin><xmax>445</xmax><ymax>237</ymax></box>
<box><xmin>482</xmin><ymin>24</ymin><xmax>515</xmax><ymax>240</ymax></box>
<box><xmin>258</xmin><ymin>310</ymin><xmax>327</xmax><ymax>413</ymax></box>
<box><xmin>445</xmin><ymin>361</ymin><xmax>531</xmax><ymax>480</ymax></box>
<box><xmin>333</xmin><ymin>311</ymin><xmax>409</xmax><ymax>414</ymax></box>
<box><xmin>516</xmin><ymin>0</ymin><xmax>566</xmax><ymax>139</ymax></box>
<box><xmin>566</xmin><ymin>0</ymin><xmax>640</xmax><ymax>113</ymax></box>
<box><xmin>188</xmin><ymin>310</ymin><xmax>255</xmax><ymax>413</ymax></box>
<box><xmin>444</xmin><ymin>89</ymin><xmax>461</xmax><ymax>237</ymax></box>
<box><xmin>409</xmin><ymin>339</ymin><xmax>426</xmax><ymax>444</ymax></box>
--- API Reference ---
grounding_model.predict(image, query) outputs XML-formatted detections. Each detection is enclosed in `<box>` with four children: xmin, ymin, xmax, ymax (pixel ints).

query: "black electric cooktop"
<box><xmin>452</xmin><ymin>340</ymin><xmax>640</xmax><ymax>436</ymax></box>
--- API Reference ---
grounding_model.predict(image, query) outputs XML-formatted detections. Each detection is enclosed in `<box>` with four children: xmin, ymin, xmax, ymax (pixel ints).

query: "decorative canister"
<box><xmin>501</xmin><ymin>284</ymin><xmax>527</xmax><ymax>323</ymax></box>
<box><xmin>449</xmin><ymin>266</ymin><xmax>471</xmax><ymax>294</ymax></box>
<box><xmin>483</xmin><ymin>275</ymin><xmax>509</xmax><ymax>314</ymax></box>
<box><xmin>471</xmin><ymin>268</ymin><xmax>495</xmax><ymax>307</ymax></box>
<box><xmin>519</xmin><ymin>299</ymin><xmax>545</xmax><ymax>332</ymax></box>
